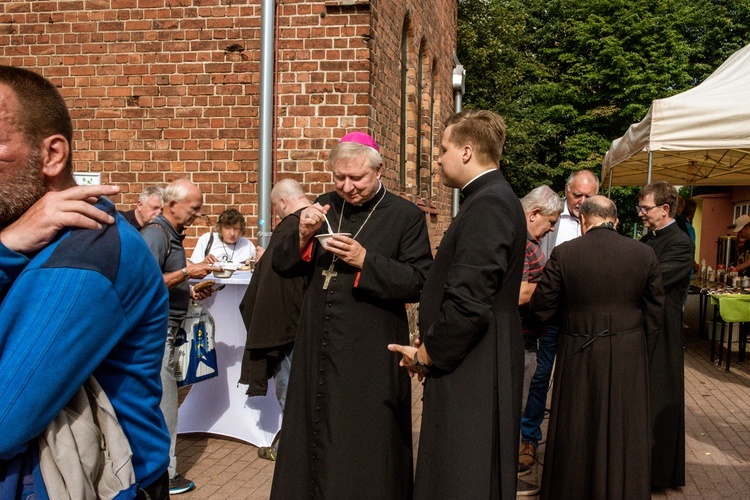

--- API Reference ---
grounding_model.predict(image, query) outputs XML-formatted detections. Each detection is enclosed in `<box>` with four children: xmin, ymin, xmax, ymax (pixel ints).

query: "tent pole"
<box><xmin>607</xmin><ymin>168</ymin><xmax>613</xmax><ymax>197</ymax></box>
<box><xmin>647</xmin><ymin>151</ymin><xmax>653</xmax><ymax>184</ymax></box>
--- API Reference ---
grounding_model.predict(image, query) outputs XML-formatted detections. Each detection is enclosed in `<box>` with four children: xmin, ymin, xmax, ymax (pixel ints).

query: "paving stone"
<box><xmin>174</xmin><ymin>294</ymin><xmax>750</xmax><ymax>499</ymax></box>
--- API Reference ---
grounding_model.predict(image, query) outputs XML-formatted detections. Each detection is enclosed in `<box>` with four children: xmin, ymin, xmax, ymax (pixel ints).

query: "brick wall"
<box><xmin>0</xmin><ymin>0</ymin><xmax>457</xmax><ymax>251</ymax></box>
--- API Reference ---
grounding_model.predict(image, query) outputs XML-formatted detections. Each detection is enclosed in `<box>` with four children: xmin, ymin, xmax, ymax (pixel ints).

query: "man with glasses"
<box><xmin>637</xmin><ymin>181</ymin><xmax>693</xmax><ymax>490</ymax></box>
<box><xmin>519</xmin><ymin>169</ymin><xmax>598</xmax><ymax>475</ymax></box>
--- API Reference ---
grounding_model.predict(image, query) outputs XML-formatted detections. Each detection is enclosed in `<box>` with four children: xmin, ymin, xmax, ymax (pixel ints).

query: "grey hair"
<box><xmin>565</xmin><ymin>169</ymin><xmax>600</xmax><ymax>194</ymax></box>
<box><xmin>329</xmin><ymin>141</ymin><xmax>382</xmax><ymax>170</ymax></box>
<box><xmin>139</xmin><ymin>186</ymin><xmax>164</xmax><ymax>203</ymax></box>
<box><xmin>580</xmin><ymin>196</ymin><xmax>617</xmax><ymax>220</ymax></box>
<box><xmin>521</xmin><ymin>185</ymin><xmax>564</xmax><ymax>216</ymax></box>
<box><xmin>163</xmin><ymin>179</ymin><xmax>192</xmax><ymax>203</ymax></box>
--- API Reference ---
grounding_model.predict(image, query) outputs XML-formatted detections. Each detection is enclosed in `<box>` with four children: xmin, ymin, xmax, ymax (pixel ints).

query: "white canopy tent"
<box><xmin>602</xmin><ymin>43</ymin><xmax>750</xmax><ymax>187</ymax></box>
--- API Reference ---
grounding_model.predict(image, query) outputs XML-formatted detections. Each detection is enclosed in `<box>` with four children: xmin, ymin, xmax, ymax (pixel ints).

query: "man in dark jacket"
<box><xmin>638</xmin><ymin>181</ymin><xmax>694</xmax><ymax>490</ymax></box>
<box><xmin>239</xmin><ymin>178</ymin><xmax>311</xmax><ymax>461</ymax></box>
<box><xmin>390</xmin><ymin>109</ymin><xmax>526</xmax><ymax>499</ymax></box>
<box><xmin>531</xmin><ymin>195</ymin><xmax>664</xmax><ymax>500</ymax></box>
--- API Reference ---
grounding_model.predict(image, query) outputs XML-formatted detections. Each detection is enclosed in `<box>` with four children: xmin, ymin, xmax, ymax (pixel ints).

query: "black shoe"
<box><xmin>169</xmin><ymin>474</ymin><xmax>195</xmax><ymax>495</ymax></box>
<box><xmin>517</xmin><ymin>478</ymin><xmax>540</xmax><ymax>496</ymax></box>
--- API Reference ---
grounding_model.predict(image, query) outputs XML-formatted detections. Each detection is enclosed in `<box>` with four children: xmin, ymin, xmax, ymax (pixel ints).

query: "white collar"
<box><xmin>461</xmin><ymin>169</ymin><xmax>494</xmax><ymax>191</ymax></box>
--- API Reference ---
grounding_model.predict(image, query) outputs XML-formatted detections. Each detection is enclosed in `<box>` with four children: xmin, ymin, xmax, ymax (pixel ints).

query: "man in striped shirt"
<box><xmin>517</xmin><ymin>185</ymin><xmax>563</xmax><ymax>494</ymax></box>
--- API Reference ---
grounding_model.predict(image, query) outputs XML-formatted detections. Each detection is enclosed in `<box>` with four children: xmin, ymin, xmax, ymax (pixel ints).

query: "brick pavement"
<box><xmin>174</xmin><ymin>294</ymin><xmax>750</xmax><ymax>498</ymax></box>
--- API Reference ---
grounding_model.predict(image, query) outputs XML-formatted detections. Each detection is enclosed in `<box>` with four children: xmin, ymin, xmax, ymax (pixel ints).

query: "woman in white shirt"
<box><xmin>190</xmin><ymin>208</ymin><xmax>256</xmax><ymax>265</ymax></box>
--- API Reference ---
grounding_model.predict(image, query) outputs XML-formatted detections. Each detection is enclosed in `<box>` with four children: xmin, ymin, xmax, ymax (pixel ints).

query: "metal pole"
<box><xmin>607</xmin><ymin>167</ymin><xmax>613</xmax><ymax>197</ymax></box>
<box><xmin>257</xmin><ymin>0</ymin><xmax>276</xmax><ymax>248</ymax></box>
<box><xmin>647</xmin><ymin>151</ymin><xmax>653</xmax><ymax>185</ymax></box>
<box><xmin>451</xmin><ymin>52</ymin><xmax>465</xmax><ymax>218</ymax></box>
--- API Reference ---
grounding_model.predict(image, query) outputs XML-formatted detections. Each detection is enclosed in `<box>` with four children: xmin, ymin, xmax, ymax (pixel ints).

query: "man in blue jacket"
<box><xmin>0</xmin><ymin>65</ymin><xmax>170</xmax><ymax>499</ymax></box>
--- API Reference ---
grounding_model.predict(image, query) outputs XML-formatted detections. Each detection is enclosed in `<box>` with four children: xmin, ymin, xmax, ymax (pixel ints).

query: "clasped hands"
<box><xmin>300</xmin><ymin>203</ymin><xmax>367</xmax><ymax>269</ymax></box>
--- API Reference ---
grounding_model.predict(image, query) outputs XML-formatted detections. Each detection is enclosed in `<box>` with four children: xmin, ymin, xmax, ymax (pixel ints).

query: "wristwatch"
<box><xmin>413</xmin><ymin>351</ymin><xmax>430</xmax><ymax>376</ymax></box>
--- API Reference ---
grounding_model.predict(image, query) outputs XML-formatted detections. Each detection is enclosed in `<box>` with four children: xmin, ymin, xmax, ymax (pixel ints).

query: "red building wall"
<box><xmin>0</xmin><ymin>0</ymin><xmax>458</xmax><ymax>250</ymax></box>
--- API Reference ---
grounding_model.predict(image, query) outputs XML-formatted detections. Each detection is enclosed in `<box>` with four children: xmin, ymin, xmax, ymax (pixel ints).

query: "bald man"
<box><xmin>531</xmin><ymin>196</ymin><xmax>664</xmax><ymax>500</ymax></box>
<box><xmin>140</xmin><ymin>179</ymin><xmax>215</xmax><ymax>495</ymax></box>
<box><xmin>239</xmin><ymin>178</ymin><xmax>311</xmax><ymax>461</ymax></box>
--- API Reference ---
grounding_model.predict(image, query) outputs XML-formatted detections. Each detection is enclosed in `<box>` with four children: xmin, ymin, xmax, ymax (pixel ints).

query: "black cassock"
<box><xmin>531</xmin><ymin>226</ymin><xmax>664</xmax><ymax>500</ymax></box>
<box><xmin>238</xmin><ymin>209</ymin><xmax>306</xmax><ymax>396</ymax></box>
<box><xmin>270</xmin><ymin>188</ymin><xmax>433</xmax><ymax>500</ymax></box>
<box><xmin>416</xmin><ymin>170</ymin><xmax>526</xmax><ymax>500</ymax></box>
<box><xmin>640</xmin><ymin>222</ymin><xmax>694</xmax><ymax>489</ymax></box>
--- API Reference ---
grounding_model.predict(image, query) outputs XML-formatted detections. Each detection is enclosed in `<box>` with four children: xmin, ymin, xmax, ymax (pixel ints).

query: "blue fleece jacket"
<box><xmin>0</xmin><ymin>198</ymin><xmax>170</xmax><ymax>496</ymax></box>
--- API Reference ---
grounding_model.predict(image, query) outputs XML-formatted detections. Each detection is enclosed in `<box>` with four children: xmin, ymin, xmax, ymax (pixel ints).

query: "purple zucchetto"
<box><xmin>338</xmin><ymin>131</ymin><xmax>380</xmax><ymax>152</ymax></box>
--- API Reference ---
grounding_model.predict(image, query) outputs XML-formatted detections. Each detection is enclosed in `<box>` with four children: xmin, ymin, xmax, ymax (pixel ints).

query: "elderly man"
<box><xmin>141</xmin><ymin>179</ymin><xmax>214</xmax><ymax>495</ymax></box>
<box><xmin>239</xmin><ymin>178</ymin><xmax>311</xmax><ymax>461</ymax></box>
<box><xmin>119</xmin><ymin>186</ymin><xmax>164</xmax><ymax>229</ymax></box>
<box><xmin>270</xmin><ymin>133</ymin><xmax>433</xmax><ymax>499</ymax></box>
<box><xmin>0</xmin><ymin>66</ymin><xmax>170</xmax><ymax>498</ymax></box>
<box><xmin>390</xmin><ymin>110</ymin><xmax>526</xmax><ymax>499</ymax></box>
<box><xmin>638</xmin><ymin>181</ymin><xmax>693</xmax><ymax>490</ymax></box>
<box><xmin>520</xmin><ymin>169</ymin><xmax>599</xmax><ymax>469</ymax></box>
<box><xmin>516</xmin><ymin>185</ymin><xmax>563</xmax><ymax>491</ymax></box>
<box><xmin>531</xmin><ymin>196</ymin><xmax>664</xmax><ymax>499</ymax></box>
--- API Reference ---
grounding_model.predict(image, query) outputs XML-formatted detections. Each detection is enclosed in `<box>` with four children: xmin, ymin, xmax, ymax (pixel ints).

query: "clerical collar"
<box><xmin>651</xmin><ymin>218</ymin><xmax>676</xmax><ymax>236</ymax></box>
<box><xmin>461</xmin><ymin>169</ymin><xmax>495</xmax><ymax>192</ymax></box>
<box><xmin>348</xmin><ymin>182</ymin><xmax>383</xmax><ymax>208</ymax></box>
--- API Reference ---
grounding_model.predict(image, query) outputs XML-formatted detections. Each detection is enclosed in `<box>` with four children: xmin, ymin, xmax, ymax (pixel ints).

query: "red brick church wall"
<box><xmin>0</xmin><ymin>0</ymin><xmax>457</xmax><ymax>251</ymax></box>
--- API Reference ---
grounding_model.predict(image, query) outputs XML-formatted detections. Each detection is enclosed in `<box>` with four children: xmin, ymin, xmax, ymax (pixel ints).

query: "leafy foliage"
<box><xmin>457</xmin><ymin>0</ymin><xmax>750</xmax><ymax>233</ymax></box>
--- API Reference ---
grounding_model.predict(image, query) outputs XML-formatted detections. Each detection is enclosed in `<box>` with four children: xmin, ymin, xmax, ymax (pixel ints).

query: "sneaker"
<box><xmin>169</xmin><ymin>474</ymin><xmax>195</xmax><ymax>495</ymax></box>
<box><xmin>258</xmin><ymin>445</ymin><xmax>277</xmax><ymax>461</ymax></box>
<box><xmin>518</xmin><ymin>441</ymin><xmax>537</xmax><ymax>468</ymax></box>
<box><xmin>517</xmin><ymin>478</ymin><xmax>540</xmax><ymax>496</ymax></box>
<box><xmin>518</xmin><ymin>462</ymin><xmax>531</xmax><ymax>477</ymax></box>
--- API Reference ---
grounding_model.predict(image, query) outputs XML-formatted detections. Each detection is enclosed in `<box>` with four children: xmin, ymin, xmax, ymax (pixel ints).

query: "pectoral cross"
<box><xmin>322</xmin><ymin>263</ymin><xmax>338</xmax><ymax>290</ymax></box>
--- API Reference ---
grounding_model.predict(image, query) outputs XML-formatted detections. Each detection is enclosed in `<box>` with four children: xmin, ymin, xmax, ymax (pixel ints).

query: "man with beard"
<box><xmin>140</xmin><ymin>178</ymin><xmax>215</xmax><ymax>495</ymax></box>
<box><xmin>390</xmin><ymin>109</ymin><xmax>526</xmax><ymax>499</ymax></box>
<box><xmin>0</xmin><ymin>66</ymin><xmax>170</xmax><ymax>499</ymax></box>
<box><xmin>270</xmin><ymin>132</ymin><xmax>433</xmax><ymax>499</ymax></box>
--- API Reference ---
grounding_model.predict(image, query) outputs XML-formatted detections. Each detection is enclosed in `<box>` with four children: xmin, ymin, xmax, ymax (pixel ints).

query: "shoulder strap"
<box><xmin>142</xmin><ymin>222</ymin><xmax>172</xmax><ymax>261</ymax></box>
<box><xmin>205</xmin><ymin>232</ymin><xmax>214</xmax><ymax>258</ymax></box>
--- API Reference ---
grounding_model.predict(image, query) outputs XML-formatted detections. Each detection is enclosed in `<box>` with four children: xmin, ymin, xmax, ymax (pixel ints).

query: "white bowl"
<box><xmin>315</xmin><ymin>232</ymin><xmax>351</xmax><ymax>249</ymax></box>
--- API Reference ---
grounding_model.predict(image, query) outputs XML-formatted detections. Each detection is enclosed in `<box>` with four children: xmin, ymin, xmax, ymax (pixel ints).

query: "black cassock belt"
<box><xmin>562</xmin><ymin>326</ymin><xmax>642</xmax><ymax>354</ymax></box>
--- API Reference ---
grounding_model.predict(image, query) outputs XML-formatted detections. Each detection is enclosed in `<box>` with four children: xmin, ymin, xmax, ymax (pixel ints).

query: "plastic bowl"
<box><xmin>315</xmin><ymin>232</ymin><xmax>351</xmax><ymax>249</ymax></box>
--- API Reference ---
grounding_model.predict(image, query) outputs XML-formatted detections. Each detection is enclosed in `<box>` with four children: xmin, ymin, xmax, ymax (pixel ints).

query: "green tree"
<box><xmin>458</xmin><ymin>0</ymin><xmax>750</xmax><ymax>234</ymax></box>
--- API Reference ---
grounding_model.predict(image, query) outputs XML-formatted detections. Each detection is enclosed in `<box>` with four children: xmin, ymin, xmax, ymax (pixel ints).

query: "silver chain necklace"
<box><xmin>321</xmin><ymin>187</ymin><xmax>387</xmax><ymax>289</ymax></box>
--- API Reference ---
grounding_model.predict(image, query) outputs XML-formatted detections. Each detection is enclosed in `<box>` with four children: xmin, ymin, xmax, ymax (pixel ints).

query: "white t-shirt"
<box><xmin>189</xmin><ymin>232</ymin><xmax>256</xmax><ymax>264</ymax></box>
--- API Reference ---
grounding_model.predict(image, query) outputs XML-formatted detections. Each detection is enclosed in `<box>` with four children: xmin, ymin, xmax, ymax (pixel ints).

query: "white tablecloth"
<box><xmin>177</xmin><ymin>271</ymin><xmax>282</xmax><ymax>446</ymax></box>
